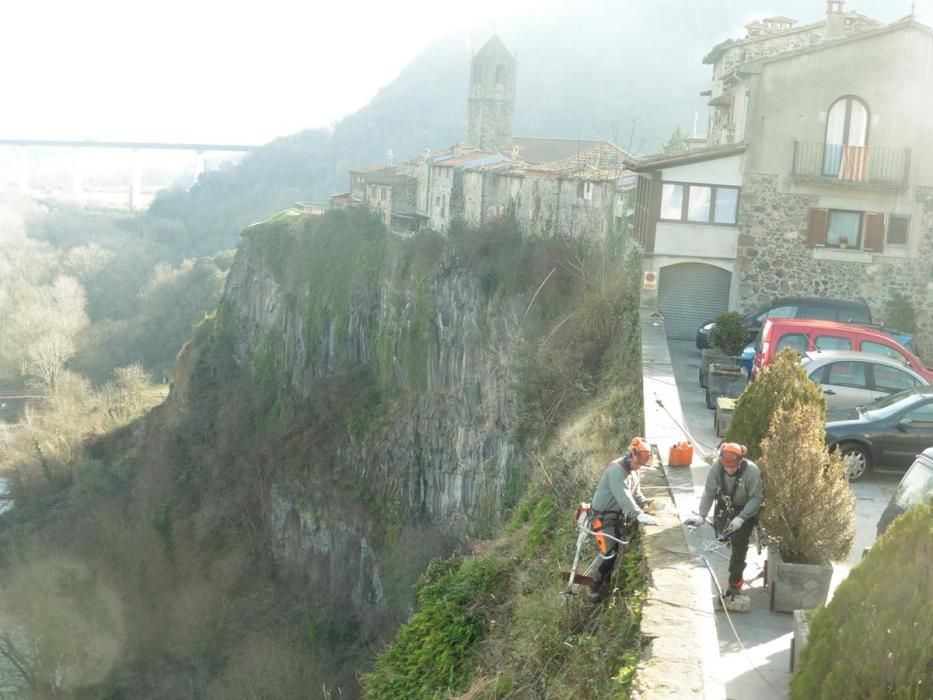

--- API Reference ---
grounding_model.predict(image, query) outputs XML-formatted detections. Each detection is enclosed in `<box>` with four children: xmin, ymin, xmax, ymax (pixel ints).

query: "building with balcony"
<box><xmin>634</xmin><ymin>3</ymin><xmax>933</xmax><ymax>354</ymax></box>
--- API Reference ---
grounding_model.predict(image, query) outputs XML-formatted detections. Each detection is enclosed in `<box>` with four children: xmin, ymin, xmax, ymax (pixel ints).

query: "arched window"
<box><xmin>823</xmin><ymin>96</ymin><xmax>869</xmax><ymax>176</ymax></box>
<box><xmin>494</xmin><ymin>63</ymin><xmax>505</xmax><ymax>85</ymax></box>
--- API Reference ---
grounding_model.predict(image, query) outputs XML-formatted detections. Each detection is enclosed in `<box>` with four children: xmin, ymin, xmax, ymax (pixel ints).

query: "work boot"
<box><xmin>587</xmin><ymin>575</ymin><xmax>606</xmax><ymax>604</ymax></box>
<box><xmin>726</xmin><ymin>579</ymin><xmax>744</xmax><ymax>597</ymax></box>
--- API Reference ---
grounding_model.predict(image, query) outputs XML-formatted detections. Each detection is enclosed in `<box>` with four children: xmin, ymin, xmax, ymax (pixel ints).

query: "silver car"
<box><xmin>801</xmin><ymin>350</ymin><xmax>930</xmax><ymax>411</ymax></box>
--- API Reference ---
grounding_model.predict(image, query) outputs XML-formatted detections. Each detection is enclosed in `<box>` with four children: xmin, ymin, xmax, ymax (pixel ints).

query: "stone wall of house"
<box><xmin>736</xmin><ymin>175</ymin><xmax>933</xmax><ymax>358</ymax></box>
<box><xmin>366</xmin><ymin>183</ymin><xmax>392</xmax><ymax>227</ymax></box>
<box><xmin>391</xmin><ymin>180</ymin><xmax>417</xmax><ymax>214</ymax></box>
<box><xmin>487</xmin><ymin>174</ymin><xmax>613</xmax><ymax>239</ymax></box>
<box><xmin>910</xmin><ymin>187</ymin><xmax>933</xmax><ymax>357</ymax></box>
<box><xmin>427</xmin><ymin>166</ymin><xmax>454</xmax><ymax>230</ymax></box>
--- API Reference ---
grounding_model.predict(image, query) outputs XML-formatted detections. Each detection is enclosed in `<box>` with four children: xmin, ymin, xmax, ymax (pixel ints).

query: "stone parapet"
<box><xmin>635</xmin><ymin>310</ymin><xmax>724</xmax><ymax>700</ymax></box>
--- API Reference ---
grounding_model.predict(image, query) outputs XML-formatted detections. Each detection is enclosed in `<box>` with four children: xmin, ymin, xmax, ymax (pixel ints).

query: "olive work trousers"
<box><xmin>728</xmin><ymin>517</ymin><xmax>757</xmax><ymax>587</ymax></box>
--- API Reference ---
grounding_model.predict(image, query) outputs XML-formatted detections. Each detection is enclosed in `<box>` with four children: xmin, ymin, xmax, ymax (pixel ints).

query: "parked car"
<box><xmin>854</xmin><ymin>324</ymin><xmax>921</xmax><ymax>357</ymax></box>
<box><xmin>824</xmin><ymin>385</ymin><xmax>933</xmax><ymax>480</ymax></box>
<box><xmin>695</xmin><ymin>296</ymin><xmax>871</xmax><ymax>349</ymax></box>
<box><xmin>752</xmin><ymin>318</ymin><xmax>933</xmax><ymax>381</ymax></box>
<box><xmin>801</xmin><ymin>350</ymin><xmax>929</xmax><ymax>411</ymax></box>
<box><xmin>876</xmin><ymin>447</ymin><xmax>933</xmax><ymax>535</ymax></box>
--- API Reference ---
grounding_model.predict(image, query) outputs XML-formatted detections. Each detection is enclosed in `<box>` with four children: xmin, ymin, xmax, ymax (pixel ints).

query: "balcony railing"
<box><xmin>792</xmin><ymin>141</ymin><xmax>910</xmax><ymax>189</ymax></box>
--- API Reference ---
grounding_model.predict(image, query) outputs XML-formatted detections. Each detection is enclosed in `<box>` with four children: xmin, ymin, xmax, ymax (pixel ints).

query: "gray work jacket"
<box><xmin>697</xmin><ymin>459</ymin><xmax>763</xmax><ymax>522</ymax></box>
<box><xmin>591</xmin><ymin>455</ymin><xmax>645</xmax><ymax>519</ymax></box>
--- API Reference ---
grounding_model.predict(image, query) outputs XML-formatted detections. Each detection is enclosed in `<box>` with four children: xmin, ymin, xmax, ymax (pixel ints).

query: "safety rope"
<box><xmin>692</xmin><ymin>525</ymin><xmax>786</xmax><ymax>700</ymax></box>
<box><xmin>653</xmin><ymin>395</ymin><xmax>719</xmax><ymax>457</ymax></box>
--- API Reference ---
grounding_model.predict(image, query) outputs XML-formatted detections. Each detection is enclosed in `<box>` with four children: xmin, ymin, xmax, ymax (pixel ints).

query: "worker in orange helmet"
<box><xmin>587</xmin><ymin>437</ymin><xmax>658</xmax><ymax>603</ymax></box>
<box><xmin>685</xmin><ymin>442</ymin><xmax>763</xmax><ymax>596</ymax></box>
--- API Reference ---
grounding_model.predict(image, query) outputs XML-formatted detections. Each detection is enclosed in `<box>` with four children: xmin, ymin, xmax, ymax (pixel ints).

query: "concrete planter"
<box><xmin>768</xmin><ymin>550</ymin><xmax>833</xmax><ymax>613</ymax></box>
<box><xmin>790</xmin><ymin>609</ymin><xmax>812</xmax><ymax>672</ymax></box>
<box><xmin>714</xmin><ymin>397</ymin><xmax>736</xmax><ymax>437</ymax></box>
<box><xmin>706</xmin><ymin>364</ymin><xmax>748</xmax><ymax>409</ymax></box>
<box><xmin>699</xmin><ymin>351</ymin><xmax>739</xmax><ymax>388</ymax></box>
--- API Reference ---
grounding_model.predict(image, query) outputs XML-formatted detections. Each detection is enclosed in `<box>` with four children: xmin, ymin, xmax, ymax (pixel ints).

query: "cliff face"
<box><xmin>206</xmin><ymin>209</ymin><xmax>528</xmax><ymax>612</ymax></box>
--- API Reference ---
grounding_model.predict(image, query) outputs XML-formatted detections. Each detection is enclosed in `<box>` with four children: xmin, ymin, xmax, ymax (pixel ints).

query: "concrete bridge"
<box><xmin>0</xmin><ymin>138</ymin><xmax>258</xmax><ymax>210</ymax></box>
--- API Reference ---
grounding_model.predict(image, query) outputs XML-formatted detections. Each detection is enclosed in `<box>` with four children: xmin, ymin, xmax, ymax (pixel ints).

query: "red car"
<box><xmin>752</xmin><ymin>318</ymin><xmax>933</xmax><ymax>381</ymax></box>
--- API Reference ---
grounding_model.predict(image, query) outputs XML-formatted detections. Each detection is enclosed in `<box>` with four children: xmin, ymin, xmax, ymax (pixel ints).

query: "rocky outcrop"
<box><xmin>210</xmin><ymin>210</ymin><xmax>527</xmax><ymax>611</ymax></box>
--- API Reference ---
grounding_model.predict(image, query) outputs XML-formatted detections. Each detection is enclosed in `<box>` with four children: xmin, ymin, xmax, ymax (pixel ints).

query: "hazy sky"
<box><xmin>3</xmin><ymin>0</ymin><xmax>930</xmax><ymax>147</ymax></box>
<box><xmin>1</xmin><ymin>0</ymin><xmax>543</xmax><ymax>146</ymax></box>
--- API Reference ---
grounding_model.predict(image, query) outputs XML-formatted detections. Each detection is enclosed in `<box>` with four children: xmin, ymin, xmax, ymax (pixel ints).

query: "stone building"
<box><xmin>335</xmin><ymin>36</ymin><xmax>635</xmax><ymax>240</ymax></box>
<box><xmin>634</xmin><ymin>3</ymin><xmax>933</xmax><ymax>356</ymax></box>
<box><xmin>461</xmin><ymin>142</ymin><xmax>631</xmax><ymax>239</ymax></box>
<box><xmin>331</xmin><ymin>164</ymin><xmax>417</xmax><ymax>230</ymax></box>
<box><xmin>466</xmin><ymin>35</ymin><xmax>517</xmax><ymax>153</ymax></box>
<box><xmin>704</xmin><ymin>4</ymin><xmax>882</xmax><ymax>145</ymax></box>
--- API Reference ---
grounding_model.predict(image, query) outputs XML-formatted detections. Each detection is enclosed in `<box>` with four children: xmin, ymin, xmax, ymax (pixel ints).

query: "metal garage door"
<box><xmin>658</xmin><ymin>263</ymin><xmax>732</xmax><ymax>340</ymax></box>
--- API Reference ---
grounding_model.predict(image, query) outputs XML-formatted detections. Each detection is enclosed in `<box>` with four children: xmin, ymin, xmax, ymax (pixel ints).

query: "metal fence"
<box><xmin>792</xmin><ymin>141</ymin><xmax>910</xmax><ymax>188</ymax></box>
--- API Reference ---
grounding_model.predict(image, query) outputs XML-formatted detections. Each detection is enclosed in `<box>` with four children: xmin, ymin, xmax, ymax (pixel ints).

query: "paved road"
<box><xmin>665</xmin><ymin>339</ymin><xmax>898</xmax><ymax>699</ymax></box>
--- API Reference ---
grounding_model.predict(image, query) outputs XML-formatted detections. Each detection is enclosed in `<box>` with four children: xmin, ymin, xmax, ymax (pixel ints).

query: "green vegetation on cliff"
<box><xmin>362</xmin><ymin>246</ymin><xmax>646</xmax><ymax>698</ymax></box>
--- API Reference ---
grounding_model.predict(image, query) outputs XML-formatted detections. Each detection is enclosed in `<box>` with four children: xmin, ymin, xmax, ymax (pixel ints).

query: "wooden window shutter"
<box><xmin>863</xmin><ymin>212</ymin><xmax>885</xmax><ymax>252</ymax></box>
<box><xmin>806</xmin><ymin>208</ymin><xmax>828</xmax><ymax>247</ymax></box>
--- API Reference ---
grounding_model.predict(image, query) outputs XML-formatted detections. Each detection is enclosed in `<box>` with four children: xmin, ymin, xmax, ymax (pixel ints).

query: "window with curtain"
<box><xmin>823</xmin><ymin>96</ymin><xmax>869</xmax><ymax>177</ymax></box>
<box><xmin>826</xmin><ymin>210</ymin><xmax>861</xmax><ymax>248</ymax></box>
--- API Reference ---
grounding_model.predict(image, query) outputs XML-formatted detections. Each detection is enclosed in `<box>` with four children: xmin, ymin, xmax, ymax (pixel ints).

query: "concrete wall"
<box><xmin>653</xmin><ymin>223</ymin><xmax>738</xmax><ymax>260</ymax></box>
<box><xmin>744</xmin><ymin>25</ymin><xmax>933</xmax><ymax>185</ymax></box>
<box><xmin>657</xmin><ymin>154</ymin><xmax>744</xmax><ymax>187</ymax></box>
<box><xmin>707</xmin><ymin>14</ymin><xmax>879</xmax><ymax>144</ymax></box>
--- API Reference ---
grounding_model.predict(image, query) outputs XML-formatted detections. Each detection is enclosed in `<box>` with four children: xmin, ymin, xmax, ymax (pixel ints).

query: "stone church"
<box><xmin>333</xmin><ymin>36</ymin><xmax>634</xmax><ymax>240</ymax></box>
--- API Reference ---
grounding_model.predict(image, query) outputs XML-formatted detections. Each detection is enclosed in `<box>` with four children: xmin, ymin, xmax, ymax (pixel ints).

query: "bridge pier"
<box><xmin>129</xmin><ymin>148</ymin><xmax>143</xmax><ymax>210</ymax></box>
<box><xmin>18</xmin><ymin>147</ymin><xmax>30</xmax><ymax>192</ymax></box>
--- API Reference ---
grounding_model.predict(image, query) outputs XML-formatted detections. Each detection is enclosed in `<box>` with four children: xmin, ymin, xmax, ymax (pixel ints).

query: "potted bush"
<box><xmin>700</xmin><ymin>311</ymin><xmax>746</xmax><ymax>388</ymax></box>
<box><xmin>703</xmin><ymin>311</ymin><xmax>748</xmax><ymax>401</ymax></box>
<box><xmin>759</xmin><ymin>402</ymin><xmax>855</xmax><ymax>612</ymax></box>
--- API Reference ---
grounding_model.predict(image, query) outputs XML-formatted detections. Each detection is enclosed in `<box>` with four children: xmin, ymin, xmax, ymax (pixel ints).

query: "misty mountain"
<box><xmin>148</xmin><ymin>0</ymin><xmax>909</xmax><ymax>252</ymax></box>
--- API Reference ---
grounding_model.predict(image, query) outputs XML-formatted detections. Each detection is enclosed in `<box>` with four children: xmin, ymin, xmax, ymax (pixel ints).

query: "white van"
<box><xmin>876</xmin><ymin>447</ymin><xmax>933</xmax><ymax>535</ymax></box>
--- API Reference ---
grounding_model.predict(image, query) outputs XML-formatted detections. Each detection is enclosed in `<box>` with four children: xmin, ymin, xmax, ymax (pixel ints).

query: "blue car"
<box><xmin>696</xmin><ymin>297</ymin><xmax>872</xmax><ymax>350</ymax></box>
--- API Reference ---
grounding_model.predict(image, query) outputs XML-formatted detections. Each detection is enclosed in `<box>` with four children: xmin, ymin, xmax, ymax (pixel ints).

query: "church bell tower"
<box><xmin>466</xmin><ymin>35</ymin><xmax>516</xmax><ymax>154</ymax></box>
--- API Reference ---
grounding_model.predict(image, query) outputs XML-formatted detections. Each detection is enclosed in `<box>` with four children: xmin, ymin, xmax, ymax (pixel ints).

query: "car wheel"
<box><xmin>839</xmin><ymin>443</ymin><xmax>871</xmax><ymax>481</ymax></box>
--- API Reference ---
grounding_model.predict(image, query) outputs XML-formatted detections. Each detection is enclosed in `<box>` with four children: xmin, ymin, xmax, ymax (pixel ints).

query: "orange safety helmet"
<box><xmin>719</xmin><ymin>442</ymin><xmax>747</xmax><ymax>469</ymax></box>
<box><xmin>630</xmin><ymin>437</ymin><xmax>652</xmax><ymax>465</ymax></box>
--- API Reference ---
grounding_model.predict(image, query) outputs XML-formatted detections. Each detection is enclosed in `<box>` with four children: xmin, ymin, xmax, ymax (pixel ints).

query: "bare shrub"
<box><xmin>206</xmin><ymin>635</ymin><xmax>327</xmax><ymax>700</ymax></box>
<box><xmin>759</xmin><ymin>403</ymin><xmax>855</xmax><ymax>564</ymax></box>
